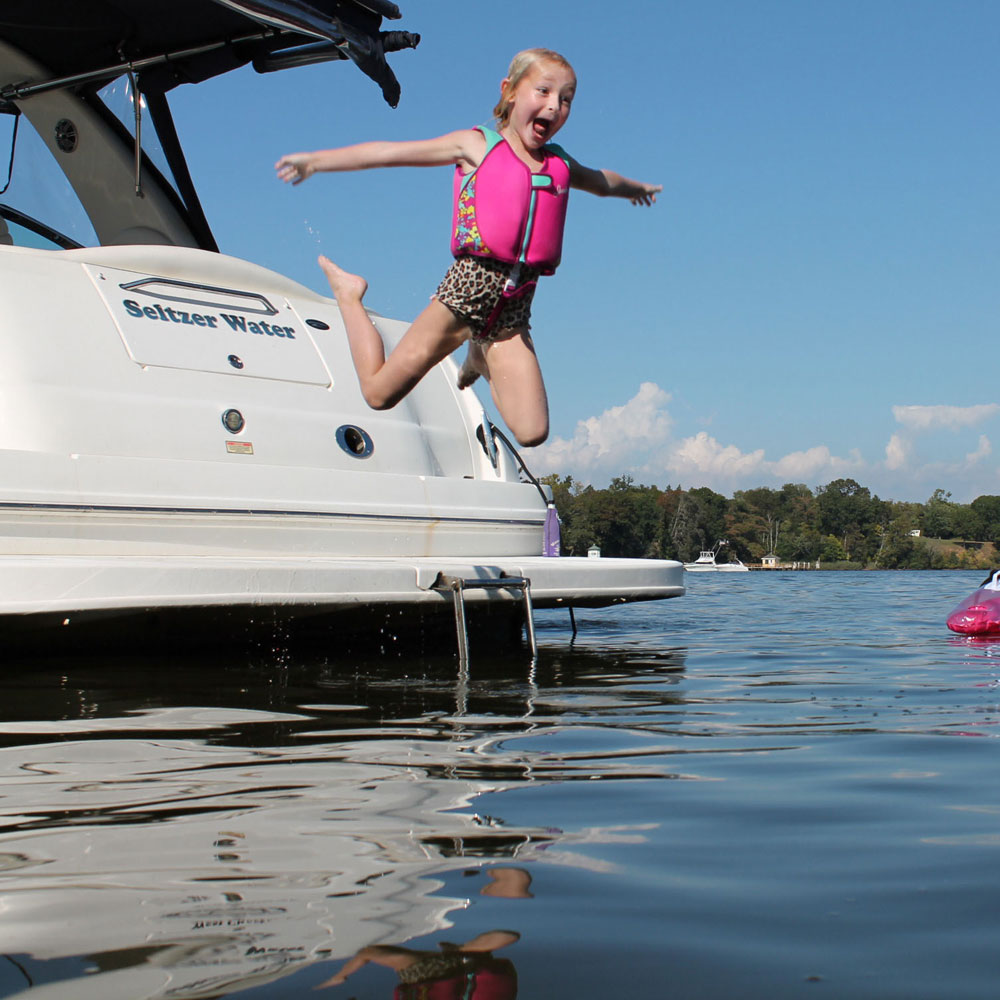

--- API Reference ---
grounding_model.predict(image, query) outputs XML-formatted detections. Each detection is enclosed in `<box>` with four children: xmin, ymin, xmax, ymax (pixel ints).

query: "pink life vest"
<box><xmin>451</xmin><ymin>126</ymin><xmax>571</xmax><ymax>274</ymax></box>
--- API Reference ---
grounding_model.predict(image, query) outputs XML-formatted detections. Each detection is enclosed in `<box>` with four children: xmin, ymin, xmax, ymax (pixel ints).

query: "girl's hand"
<box><xmin>275</xmin><ymin>153</ymin><xmax>314</xmax><ymax>185</ymax></box>
<box><xmin>630</xmin><ymin>183</ymin><xmax>662</xmax><ymax>206</ymax></box>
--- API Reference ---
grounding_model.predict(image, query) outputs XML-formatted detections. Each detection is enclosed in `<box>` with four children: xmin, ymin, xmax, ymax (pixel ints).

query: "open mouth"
<box><xmin>532</xmin><ymin>117</ymin><xmax>552</xmax><ymax>140</ymax></box>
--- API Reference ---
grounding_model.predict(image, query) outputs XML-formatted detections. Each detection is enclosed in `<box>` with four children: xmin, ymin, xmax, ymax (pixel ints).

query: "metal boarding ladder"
<box><xmin>432</xmin><ymin>573</ymin><xmax>537</xmax><ymax>667</ymax></box>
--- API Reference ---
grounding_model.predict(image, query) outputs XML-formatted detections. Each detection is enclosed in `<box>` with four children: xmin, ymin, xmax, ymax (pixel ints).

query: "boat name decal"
<box><xmin>122</xmin><ymin>299</ymin><xmax>297</xmax><ymax>339</ymax></box>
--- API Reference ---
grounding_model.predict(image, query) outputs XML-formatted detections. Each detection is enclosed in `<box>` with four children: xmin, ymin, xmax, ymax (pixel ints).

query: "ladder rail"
<box><xmin>433</xmin><ymin>573</ymin><xmax>537</xmax><ymax>668</ymax></box>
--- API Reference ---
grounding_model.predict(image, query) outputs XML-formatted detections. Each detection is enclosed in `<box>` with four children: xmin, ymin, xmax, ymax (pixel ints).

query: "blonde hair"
<box><xmin>493</xmin><ymin>48</ymin><xmax>575</xmax><ymax>128</ymax></box>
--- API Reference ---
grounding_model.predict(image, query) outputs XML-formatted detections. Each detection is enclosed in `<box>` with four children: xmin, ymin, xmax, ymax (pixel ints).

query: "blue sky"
<box><xmin>170</xmin><ymin>0</ymin><xmax>1000</xmax><ymax>504</ymax></box>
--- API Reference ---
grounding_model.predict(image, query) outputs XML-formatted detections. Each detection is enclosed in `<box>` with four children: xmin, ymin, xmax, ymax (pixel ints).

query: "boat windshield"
<box><xmin>97</xmin><ymin>76</ymin><xmax>175</xmax><ymax>191</ymax></box>
<box><xmin>0</xmin><ymin>76</ymin><xmax>197</xmax><ymax>251</ymax></box>
<box><xmin>0</xmin><ymin>109</ymin><xmax>96</xmax><ymax>248</ymax></box>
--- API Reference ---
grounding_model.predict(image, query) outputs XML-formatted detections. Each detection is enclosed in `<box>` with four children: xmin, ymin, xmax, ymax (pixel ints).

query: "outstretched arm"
<box><xmin>567</xmin><ymin>156</ymin><xmax>661</xmax><ymax>206</ymax></box>
<box><xmin>276</xmin><ymin>129</ymin><xmax>484</xmax><ymax>185</ymax></box>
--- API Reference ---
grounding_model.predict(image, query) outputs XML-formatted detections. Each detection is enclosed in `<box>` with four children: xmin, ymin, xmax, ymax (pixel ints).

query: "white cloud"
<box><xmin>578</xmin><ymin>381</ymin><xmax>673</xmax><ymax>454</ymax></box>
<box><xmin>527</xmin><ymin>381</ymin><xmax>672</xmax><ymax>477</ymax></box>
<box><xmin>885</xmin><ymin>433</ymin><xmax>908</xmax><ymax>470</ymax></box>
<box><xmin>877</xmin><ymin>407</ymin><xmax>998</xmax><ymax>497</ymax></box>
<box><xmin>892</xmin><ymin>403</ymin><xmax>1000</xmax><ymax>432</ymax></box>
<box><xmin>869</xmin><ymin>431</ymin><xmax>998</xmax><ymax>504</ymax></box>
<box><xmin>772</xmin><ymin>445</ymin><xmax>849</xmax><ymax>480</ymax></box>
<box><xmin>666</xmin><ymin>432</ymin><xmax>765</xmax><ymax>479</ymax></box>
<box><xmin>527</xmin><ymin>382</ymin><xmax>860</xmax><ymax>491</ymax></box>
<box><xmin>662</xmin><ymin>438</ymin><xmax>862</xmax><ymax>487</ymax></box>
<box><xmin>525</xmin><ymin>385</ymin><xmax>1000</xmax><ymax>501</ymax></box>
<box><xmin>966</xmin><ymin>434</ymin><xmax>991</xmax><ymax>464</ymax></box>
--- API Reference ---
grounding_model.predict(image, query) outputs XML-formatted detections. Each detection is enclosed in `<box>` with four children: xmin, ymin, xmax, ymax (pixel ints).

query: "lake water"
<box><xmin>2</xmin><ymin>570</ymin><xmax>999</xmax><ymax>999</ymax></box>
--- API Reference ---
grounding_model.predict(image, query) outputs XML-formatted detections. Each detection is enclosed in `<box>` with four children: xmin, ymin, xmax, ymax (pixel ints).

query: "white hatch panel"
<box><xmin>85</xmin><ymin>264</ymin><xmax>333</xmax><ymax>386</ymax></box>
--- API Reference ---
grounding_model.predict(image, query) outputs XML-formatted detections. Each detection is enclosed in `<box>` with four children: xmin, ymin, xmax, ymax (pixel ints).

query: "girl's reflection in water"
<box><xmin>317</xmin><ymin>867</ymin><xmax>531</xmax><ymax>996</ymax></box>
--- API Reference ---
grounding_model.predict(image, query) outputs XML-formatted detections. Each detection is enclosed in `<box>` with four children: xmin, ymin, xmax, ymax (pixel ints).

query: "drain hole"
<box><xmin>336</xmin><ymin>424</ymin><xmax>374</xmax><ymax>458</ymax></box>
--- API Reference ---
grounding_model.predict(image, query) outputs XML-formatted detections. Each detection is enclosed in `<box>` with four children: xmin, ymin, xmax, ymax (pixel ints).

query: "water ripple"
<box><xmin>2</xmin><ymin>572</ymin><xmax>999</xmax><ymax>998</ymax></box>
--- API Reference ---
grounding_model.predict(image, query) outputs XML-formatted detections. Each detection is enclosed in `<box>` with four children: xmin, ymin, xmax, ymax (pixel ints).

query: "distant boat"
<box><xmin>684</xmin><ymin>541</ymin><xmax>749</xmax><ymax>573</ymax></box>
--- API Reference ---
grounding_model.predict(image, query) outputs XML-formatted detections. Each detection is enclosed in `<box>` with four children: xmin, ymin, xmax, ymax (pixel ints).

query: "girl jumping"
<box><xmin>275</xmin><ymin>48</ymin><xmax>660</xmax><ymax>447</ymax></box>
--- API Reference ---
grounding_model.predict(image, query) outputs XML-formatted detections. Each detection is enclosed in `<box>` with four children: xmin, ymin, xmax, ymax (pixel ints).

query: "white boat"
<box><xmin>0</xmin><ymin>1</ymin><xmax>683</xmax><ymax>648</ymax></box>
<box><xmin>684</xmin><ymin>541</ymin><xmax>749</xmax><ymax>573</ymax></box>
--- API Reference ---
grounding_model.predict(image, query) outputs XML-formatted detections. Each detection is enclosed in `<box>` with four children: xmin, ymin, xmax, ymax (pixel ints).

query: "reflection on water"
<box><xmin>319</xmin><ymin>928</ymin><xmax>520</xmax><ymax>996</ymax></box>
<box><xmin>0</xmin><ymin>632</ymin><xmax>684</xmax><ymax>999</ymax></box>
<box><xmin>3</xmin><ymin>572</ymin><xmax>1000</xmax><ymax>998</ymax></box>
<box><xmin>319</xmin><ymin>883</ymin><xmax>527</xmax><ymax>996</ymax></box>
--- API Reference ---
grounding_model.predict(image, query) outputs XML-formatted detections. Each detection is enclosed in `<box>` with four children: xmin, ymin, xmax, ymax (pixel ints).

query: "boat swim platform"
<box><xmin>0</xmin><ymin>555</ymin><xmax>684</xmax><ymax>656</ymax></box>
<box><xmin>0</xmin><ymin>555</ymin><xmax>684</xmax><ymax>645</ymax></box>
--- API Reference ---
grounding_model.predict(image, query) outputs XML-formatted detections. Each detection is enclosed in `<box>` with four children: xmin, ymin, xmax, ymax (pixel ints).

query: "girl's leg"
<box><xmin>480</xmin><ymin>329</ymin><xmax>549</xmax><ymax>447</ymax></box>
<box><xmin>320</xmin><ymin>256</ymin><xmax>470</xmax><ymax>410</ymax></box>
<box><xmin>456</xmin><ymin>930</ymin><xmax>520</xmax><ymax>953</ymax></box>
<box><xmin>315</xmin><ymin>945</ymin><xmax>427</xmax><ymax>988</ymax></box>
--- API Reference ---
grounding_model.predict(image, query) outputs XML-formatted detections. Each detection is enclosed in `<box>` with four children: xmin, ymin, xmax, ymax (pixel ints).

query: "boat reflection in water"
<box><xmin>0</xmin><ymin>640</ymin><xmax>686</xmax><ymax>998</ymax></box>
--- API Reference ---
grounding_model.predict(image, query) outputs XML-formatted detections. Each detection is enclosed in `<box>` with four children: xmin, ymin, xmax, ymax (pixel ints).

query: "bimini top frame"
<box><xmin>0</xmin><ymin>0</ymin><xmax>418</xmax><ymax>107</ymax></box>
<box><xmin>0</xmin><ymin>1</ymin><xmax>418</xmax><ymax>250</ymax></box>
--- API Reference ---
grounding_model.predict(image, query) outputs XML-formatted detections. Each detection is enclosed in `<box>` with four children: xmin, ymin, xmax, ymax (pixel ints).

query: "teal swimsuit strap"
<box><xmin>456</xmin><ymin>126</ymin><xmax>505</xmax><ymax>198</ymax></box>
<box><xmin>543</xmin><ymin>141</ymin><xmax>572</xmax><ymax>171</ymax></box>
<box><xmin>477</xmin><ymin>125</ymin><xmax>505</xmax><ymax>154</ymax></box>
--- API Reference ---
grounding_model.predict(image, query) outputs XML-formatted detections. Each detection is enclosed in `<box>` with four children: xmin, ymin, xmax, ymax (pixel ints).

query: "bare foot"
<box><xmin>457</xmin><ymin>341</ymin><xmax>486</xmax><ymax>389</ymax></box>
<box><xmin>318</xmin><ymin>255</ymin><xmax>367</xmax><ymax>303</ymax></box>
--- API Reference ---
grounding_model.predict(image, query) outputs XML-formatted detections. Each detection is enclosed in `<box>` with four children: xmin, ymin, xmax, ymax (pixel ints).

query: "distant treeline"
<box><xmin>542</xmin><ymin>476</ymin><xmax>1000</xmax><ymax>569</ymax></box>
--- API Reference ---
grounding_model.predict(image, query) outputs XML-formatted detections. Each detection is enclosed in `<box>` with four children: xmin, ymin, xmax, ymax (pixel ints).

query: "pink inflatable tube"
<box><xmin>946</xmin><ymin>570</ymin><xmax>1000</xmax><ymax>635</ymax></box>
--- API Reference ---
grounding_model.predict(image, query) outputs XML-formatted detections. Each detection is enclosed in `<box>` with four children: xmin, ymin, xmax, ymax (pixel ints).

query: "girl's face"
<box><xmin>503</xmin><ymin>60</ymin><xmax>576</xmax><ymax>153</ymax></box>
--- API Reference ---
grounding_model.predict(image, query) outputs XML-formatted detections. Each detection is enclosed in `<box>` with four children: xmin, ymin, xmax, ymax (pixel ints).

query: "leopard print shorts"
<box><xmin>397</xmin><ymin>953</ymin><xmax>472</xmax><ymax>985</ymax></box>
<box><xmin>434</xmin><ymin>256</ymin><xmax>542</xmax><ymax>342</ymax></box>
